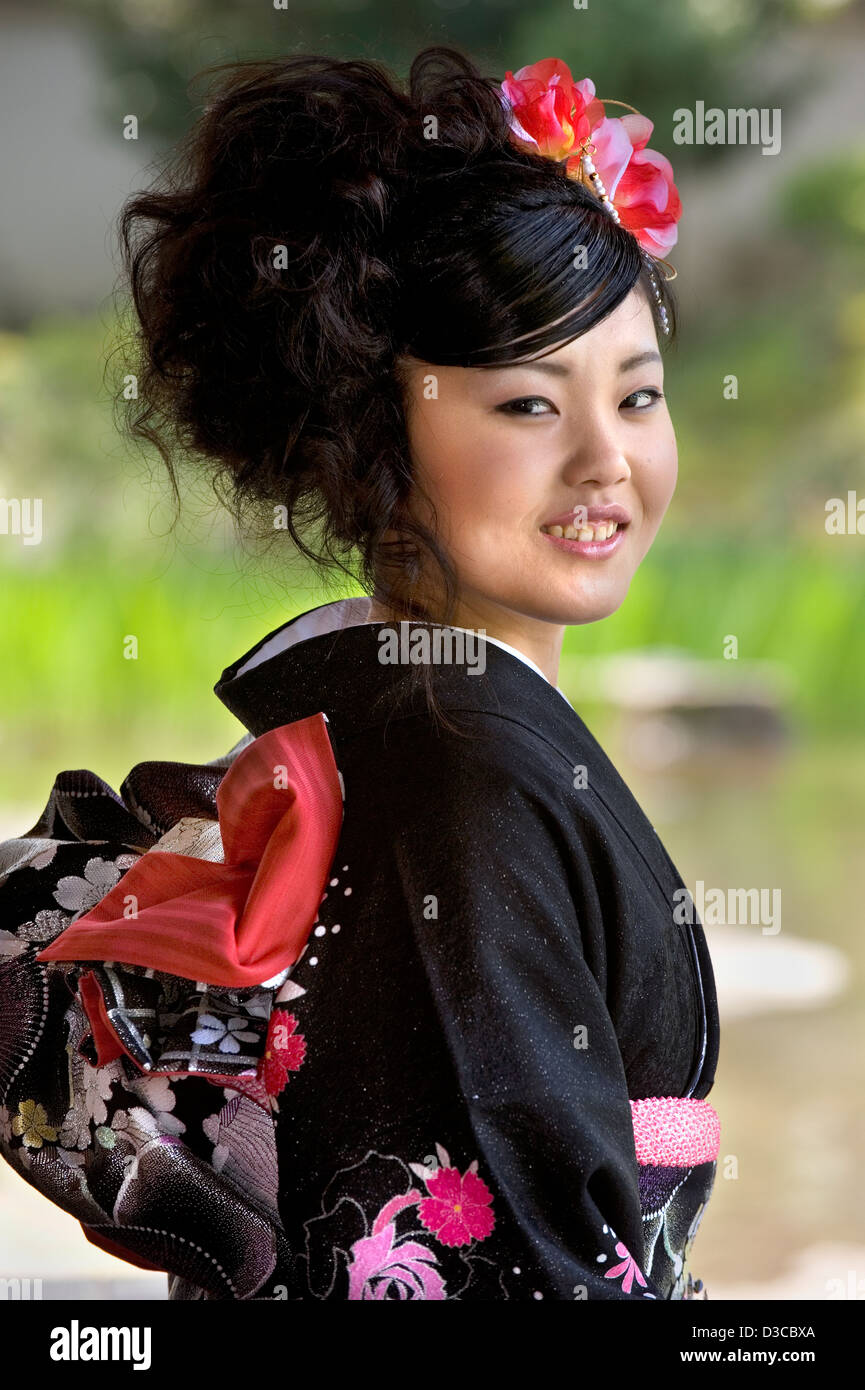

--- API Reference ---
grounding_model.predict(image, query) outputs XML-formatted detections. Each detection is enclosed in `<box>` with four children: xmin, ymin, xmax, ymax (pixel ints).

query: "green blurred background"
<box><xmin>1</xmin><ymin>0</ymin><xmax>864</xmax><ymax>1299</ymax></box>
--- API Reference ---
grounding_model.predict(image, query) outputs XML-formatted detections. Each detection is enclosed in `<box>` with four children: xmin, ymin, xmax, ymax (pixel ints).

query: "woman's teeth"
<box><xmin>541</xmin><ymin>520</ymin><xmax>620</xmax><ymax>541</ymax></box>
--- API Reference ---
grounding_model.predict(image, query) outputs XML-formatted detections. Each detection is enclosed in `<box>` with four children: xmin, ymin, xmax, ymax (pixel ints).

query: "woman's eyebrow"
<box><xmin>618</xmin><ymin>350</ymin><xmax>662</xmax><ymax>373</ymax></box>
<box><xmin>488</xmin><ymin>349</ymin><xmax>662</xmax><ymax>378</ymax></box>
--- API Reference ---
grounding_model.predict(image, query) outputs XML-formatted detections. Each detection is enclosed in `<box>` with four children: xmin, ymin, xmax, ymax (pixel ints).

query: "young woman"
<box><xmin>0</xmin><ymin>46</ymin><xmax>719</xmax><ymax>1301</ymax></box>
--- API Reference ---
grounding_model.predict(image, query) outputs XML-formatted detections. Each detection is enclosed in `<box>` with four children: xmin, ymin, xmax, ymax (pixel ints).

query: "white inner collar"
<box><xmin>234</xmin><ymin>595</ymin><xmax>573</xmax><ymax>707</ymax></box>
<box><xmin>235</xmin><ymin>596</ymin><xmax>374</xmax><ymax>676</ymax></box>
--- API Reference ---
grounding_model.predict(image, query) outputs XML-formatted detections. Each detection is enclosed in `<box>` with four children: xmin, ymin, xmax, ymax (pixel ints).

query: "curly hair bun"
<box><xmin>118</xmin><ymin>48</ymin><xmax>518</xmax><ymax>484</ymax></box>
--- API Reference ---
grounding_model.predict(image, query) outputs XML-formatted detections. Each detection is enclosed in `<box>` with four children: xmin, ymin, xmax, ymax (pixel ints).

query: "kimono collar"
<box><xmin>213</xmin><ymin>596</ymin><xmax>573</xmax><ymax>740</ymax></box>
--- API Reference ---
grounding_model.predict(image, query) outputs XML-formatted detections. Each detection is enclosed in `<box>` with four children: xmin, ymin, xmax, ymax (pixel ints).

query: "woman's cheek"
<box><xmin>644</xmin><ymin>434</ymin><xmax>679</xmax><ymax>520</ymax></box>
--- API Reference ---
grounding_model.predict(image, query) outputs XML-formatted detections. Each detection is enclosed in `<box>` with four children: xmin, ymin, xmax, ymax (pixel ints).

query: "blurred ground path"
<box><xmin>708</xmin><ymin>1245</ymin><xmax>865</xmax><ymax>1301</ymax></box>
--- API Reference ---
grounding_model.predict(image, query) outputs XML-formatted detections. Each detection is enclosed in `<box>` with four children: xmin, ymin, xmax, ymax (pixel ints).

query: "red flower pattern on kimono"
<box><xmin>257</xmin><ymin>1009</ymin><xmax>306</xmax><ymax>1097</ymax></box>
<box><xmin>417</xmin><ymin>1164</ymin><xmax>496</xmax><ymax>1247</ymax></box>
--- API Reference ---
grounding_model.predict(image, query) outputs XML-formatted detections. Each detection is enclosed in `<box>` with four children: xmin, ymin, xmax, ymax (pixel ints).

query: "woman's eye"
<box><xmin>621</xmin><ymin>387</ymin><xmax>664</xmax><ymax>410</ymax></box>
<box><xmin>497</xmin><ymin>396</ymin><xmax>557</xmax><ymax>416</ymax></box>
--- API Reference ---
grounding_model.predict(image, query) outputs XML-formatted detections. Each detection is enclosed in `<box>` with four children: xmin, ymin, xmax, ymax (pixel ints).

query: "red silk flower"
<box><xmin>500</xmin><ymin>57</ymin><xmax>681</xmax><ymax>256</ymax></box>
<box><xmin>36</xmin><ymin>712</ymin><xmax>344</xmax><ymax>988</ymax></box>
<box><xmin>501</xmin><ymin>59</ymin><xmax>604</xmax><ymax>161</ymax></box>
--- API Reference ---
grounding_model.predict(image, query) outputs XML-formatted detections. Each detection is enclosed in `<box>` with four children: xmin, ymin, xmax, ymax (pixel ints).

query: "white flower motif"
<box><xmin>125</xmin><ymin>1076</ymin><xmax>185</xmax><ymax>1137</ymax></box>
<box><xmin>82</xmin><ymin>1061</ymin><xmax>121</xmax><ymax>1126</ymax></box>
<box><xmin>190</xmin><ymin>1013</ymin><xmax>259</xmax><ymax>1054</ymax></box>
<box><xmin>127</xmin><ymin>1105</ymin><xmax>185</xmax><ymax>1139</ymax></box>
<box><xmin>59</xmin><ymin>1100</ymin><xmax>91</xmax><ymax>1151</ymax></box>
<box><xmin>126</xmin><ymin>1074</ymin><xmax>174</xmax><ymax>1114</ymax></box>
<box><xmin>16</xmin><ymin>909</ymin><xmax>72</xmax><ymax>945</ymax></box>
<box><xmin>53</xmin><ymin>857</ymin><xmax>123</xmax><ymax>917</ymax></box>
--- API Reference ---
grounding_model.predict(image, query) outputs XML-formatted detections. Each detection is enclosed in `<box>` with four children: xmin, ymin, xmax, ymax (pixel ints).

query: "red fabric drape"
<box><xmin>36</xmin><ymin>713</ymin><xmax>343</xmax><ymax>988</ymax></box>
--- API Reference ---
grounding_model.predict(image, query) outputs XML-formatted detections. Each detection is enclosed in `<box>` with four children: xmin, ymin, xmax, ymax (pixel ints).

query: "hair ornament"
<box><xmin>499</xmin><ymin>58</ymin><xmax>682</xmax><ymax>273</ymax></box>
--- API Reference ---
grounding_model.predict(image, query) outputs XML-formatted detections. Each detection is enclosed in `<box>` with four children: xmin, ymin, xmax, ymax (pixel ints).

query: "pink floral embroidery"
<box><xmin>605</xmin><ymin>1240</ymin><xmax>648</xmax><ymax>1294</ymax></box>
<box><xmin>256</xmin><ymin>1009</ymin><xmax>306</xmax><ymax>1097</ymax></box>
<box><xmin>347</xmin><ymin>1192</ymin><xmax>446</xmax><ymax>1300</ymax></box>
<box><xmin>418</xmin><ymin>1164</ymin><xmax>495</xmax><ymax>1247</ymax></box>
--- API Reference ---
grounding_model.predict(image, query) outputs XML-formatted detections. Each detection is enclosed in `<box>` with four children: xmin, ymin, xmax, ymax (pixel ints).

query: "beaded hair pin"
<box><xmin>641</xmin><ymin>255</ymin><xmax>671</xmax><ymax>336</ymax></box>
<box><xmin>499</xmin><ymin>58</ymin><xmax>681</xmax><ymax>333</ymax></box>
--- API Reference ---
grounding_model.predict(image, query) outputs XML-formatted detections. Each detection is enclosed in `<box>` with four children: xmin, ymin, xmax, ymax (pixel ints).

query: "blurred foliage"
<box><xmin>2</xmin><ymin>0</ymin><xmax>865</xmax><ymax>814</ymax></box>
<box><xmin>777</xmin><ymin>147</ymin><xmax>865</xmax><ymax>247</ymax></box>
<box><xmin>2</xmin><ymin>521</ymin><xmax>863</xmax><ymax>813</ymax></box>
<box><xmin>62</xmin><ymin>0</ymin><xmax>826</xmax><ymax>160</ymax></box>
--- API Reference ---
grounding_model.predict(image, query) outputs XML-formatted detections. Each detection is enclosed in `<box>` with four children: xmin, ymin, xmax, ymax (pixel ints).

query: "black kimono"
<box><xmin>0</xmin><ymin>597</ymin><xmax>720</xmax><ymax>1301</ymax></box>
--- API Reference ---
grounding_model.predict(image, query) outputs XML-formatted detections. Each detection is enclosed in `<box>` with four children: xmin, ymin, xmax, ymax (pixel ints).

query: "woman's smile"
<box><xmin>539</xmin><ymin>502</ymin><xmax>632</xmax><ymax>557</ymax></box>
<box><xmin>539</xmin><ymin>520</ymin><xmax>629</xmax><ymax>558</ymax></box>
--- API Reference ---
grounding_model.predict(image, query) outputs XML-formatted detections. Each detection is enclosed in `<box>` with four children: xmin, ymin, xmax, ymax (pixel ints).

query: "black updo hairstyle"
<box><xmin>116</xmin><ymin>44</ymin><xmax>677</xmax><ymax>728</ymax></box>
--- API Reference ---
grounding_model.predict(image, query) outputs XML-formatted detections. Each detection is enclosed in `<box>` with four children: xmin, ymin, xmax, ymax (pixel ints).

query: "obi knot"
<box><xmin>35</xmin><ymin>712</ymin><xmax>343</xmax><ymax>988</ymax></box>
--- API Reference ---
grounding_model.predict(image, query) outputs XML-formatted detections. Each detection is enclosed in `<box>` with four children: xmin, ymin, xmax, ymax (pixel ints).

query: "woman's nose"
<box><xmin>561</xmin><ymin>415</ymin><xmax>631</xmax><ymax>488</ymax></box>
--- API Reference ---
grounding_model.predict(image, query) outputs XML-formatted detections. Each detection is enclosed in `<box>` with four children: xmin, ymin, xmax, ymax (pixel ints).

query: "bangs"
<box><xmin>390</xmin><ymin>161</ymin><xmax>673</xmax><ymax>367</ymax></box>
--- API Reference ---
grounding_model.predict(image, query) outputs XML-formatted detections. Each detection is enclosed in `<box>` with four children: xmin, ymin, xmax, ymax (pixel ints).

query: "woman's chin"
<box><xmin>530</xmin><ymin>582</ymin><xmax>630</xmax><ymax>628</ymax></box>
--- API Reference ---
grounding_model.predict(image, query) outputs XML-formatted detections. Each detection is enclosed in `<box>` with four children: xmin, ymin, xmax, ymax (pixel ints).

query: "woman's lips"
<box><xmin>539</xmin><ymin>520</ymin><xmax>629</xmax><ymax>558</ymax></box>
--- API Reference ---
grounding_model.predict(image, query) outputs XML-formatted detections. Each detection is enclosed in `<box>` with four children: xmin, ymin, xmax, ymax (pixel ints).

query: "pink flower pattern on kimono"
<box><xmin>347</xmin><ymin>1191</ymin><xmax>446</xmax><ymax>1300</ymax></box>
<box><xmin>417</xmin><ymin>1163</ymin><xmax>495</xmax><ymax>1247</ymax></box>
<box><xmin>605</xmin><ymin>1239</ymin><xmax>648</xmax><ymax>1295</ymax></box>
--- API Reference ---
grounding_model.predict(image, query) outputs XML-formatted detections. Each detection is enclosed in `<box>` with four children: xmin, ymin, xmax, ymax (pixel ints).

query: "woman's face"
<box><xmin>397</xmin><ymin>284</ymin><xmax>678</xmax><ymax>667</ymax></box>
